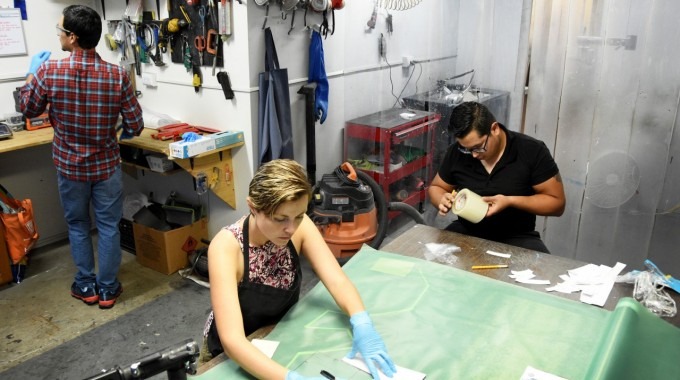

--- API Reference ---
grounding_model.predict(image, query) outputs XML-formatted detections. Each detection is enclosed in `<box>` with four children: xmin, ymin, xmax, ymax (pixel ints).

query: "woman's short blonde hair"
<box><xmin>248</xmin><ymin>159</ymin><xmax>312</xmax><ymax>216</ymax></box>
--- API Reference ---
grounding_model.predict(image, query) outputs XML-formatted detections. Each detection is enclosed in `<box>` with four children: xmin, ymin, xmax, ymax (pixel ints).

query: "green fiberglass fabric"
<box><xmin>192</xmin><ymin>246</ymin><xmax>679</xmax><ymax>379</ymax></box>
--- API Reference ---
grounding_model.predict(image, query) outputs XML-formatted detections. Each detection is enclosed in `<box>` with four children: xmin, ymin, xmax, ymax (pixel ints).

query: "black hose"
<box><xmin>355</xmin><ymin>170</ymin><xmax>389</xmax><ymax>249</ymax></box>
<box><xmin>388</xmin><ymin>202</ymin><xmax>426</xmax><ymax>225</ymax></box>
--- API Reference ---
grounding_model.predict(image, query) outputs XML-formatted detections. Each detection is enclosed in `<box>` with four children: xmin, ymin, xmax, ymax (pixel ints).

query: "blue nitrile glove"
<box><xmin>285</xmin><ymin>370</ymin><xmax>331</xmax><ymax>380</ymax></box>
<box><xmin>346</xmin><ymin>311</ymin><xmax>396</xmax><ymax>379</ymax></box>
<box><xmin>28</xmin><ymin>50</ymin><xmax>51</xmax><ymax>76</ymax></box>
<box><xmin>308</xmin><ymin>30</ymin><xmax>329</xmax><ymax>124</ymax></box>
<box><xmin>181</xmin><ymin>132</ymin><xmax>201</xmax><ymax>142</ymax></box>
<box><xmin>116</xmin><ymin>125</ymin><xmax>134</xmax><ymax>140</ymax></box>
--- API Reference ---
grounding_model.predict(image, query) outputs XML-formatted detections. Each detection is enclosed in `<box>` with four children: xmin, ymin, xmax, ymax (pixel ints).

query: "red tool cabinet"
<box><xmin>344</xmin><ymin>108</ymin><xmax>440</xmax><ymax>219</ymax></box>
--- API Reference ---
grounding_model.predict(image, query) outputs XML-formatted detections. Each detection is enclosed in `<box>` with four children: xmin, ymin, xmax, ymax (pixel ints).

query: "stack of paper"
<box><xmin>546</xmin><ymin>262</ymin><xmax>626</xmax><ymax>306</ymax></box>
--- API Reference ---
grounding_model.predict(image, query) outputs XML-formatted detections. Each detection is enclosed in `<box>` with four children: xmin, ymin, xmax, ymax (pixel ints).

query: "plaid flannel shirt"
<box><xmin>21</xmin><ymin>50</ymin><xmax>143</xmax><ymax>182</ymax></box>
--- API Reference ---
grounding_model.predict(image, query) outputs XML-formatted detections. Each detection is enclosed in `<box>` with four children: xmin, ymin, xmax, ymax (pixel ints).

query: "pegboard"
<box><xmin>167</xmin><ymin>0</ymin><xmax>224</xmax><ymax>70</ymax></box>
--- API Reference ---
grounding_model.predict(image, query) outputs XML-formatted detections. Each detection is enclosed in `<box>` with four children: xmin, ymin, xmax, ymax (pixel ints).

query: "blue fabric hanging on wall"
<box><xmin>308</xmin><ymin>30</ymin><xmax>329</xmax><ymax>124</ymax></box>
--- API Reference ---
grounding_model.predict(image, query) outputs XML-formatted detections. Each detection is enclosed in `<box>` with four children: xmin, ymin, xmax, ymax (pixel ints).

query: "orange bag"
<box><xmin>0</xmin><ymin>185</ymin><xmax>39</xmax><ymax>264</ymax></box>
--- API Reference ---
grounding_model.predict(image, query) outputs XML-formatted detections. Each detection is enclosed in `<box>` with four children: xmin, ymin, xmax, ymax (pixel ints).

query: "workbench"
<box><xmin>194</xmin><ymin>224</ymin><xmax>680</xmax><ymax>379</ymax></box>
<box><xmin>0</xmin><ymin>128</ymin><xmax>243</xmax><ymax>209</ymax></box>
<box><xmin>0</xmin><ymin>127</ymin><xmax>53</xmax><ymax>154</ymax></box>
<box><xmin>381</xmin><ymin>224</ymin><xmax>680</xmax><ymax>326</ymax></box>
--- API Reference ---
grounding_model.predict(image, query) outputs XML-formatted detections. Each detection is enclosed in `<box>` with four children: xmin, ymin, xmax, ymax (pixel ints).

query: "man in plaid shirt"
<box><xmin>20</xmin><ymin>5</ymin><xmax>143</xmax><ymax>309</ymax></box>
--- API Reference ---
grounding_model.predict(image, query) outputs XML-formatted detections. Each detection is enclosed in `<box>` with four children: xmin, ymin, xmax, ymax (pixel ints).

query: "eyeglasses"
<box><xmin>457</xmin><ymin>134</ymin><xmax>489</xmax><ymax>154</ymax></box>
<box><xmin>56</xmin><ymin>24</ymin><xmax>72</xmax><ymax>36</ymax></box>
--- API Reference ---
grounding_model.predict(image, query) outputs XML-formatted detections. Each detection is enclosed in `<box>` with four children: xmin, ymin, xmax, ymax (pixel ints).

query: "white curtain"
<box><xmin>525</xmin><ymin>0</ymin><xmax>680</xmax><ymax>272</ymax></box>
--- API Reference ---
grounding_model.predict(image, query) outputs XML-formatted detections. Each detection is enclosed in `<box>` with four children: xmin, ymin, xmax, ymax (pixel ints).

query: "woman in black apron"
<box><xmin>201</xmin><ymin>159</ymin><xmax>395</xmax><ymax>380</ymax></box>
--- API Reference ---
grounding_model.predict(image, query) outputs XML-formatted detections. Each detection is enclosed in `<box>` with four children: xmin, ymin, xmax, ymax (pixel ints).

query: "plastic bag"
<box><xmin>633</xmin><ymin>270</ymin><xmax>677</xmax><ymax>318</ymax></box>
<box><xmin>422</xmin><ymin>242</ymin><xmax>460</xmax><ymax>265</ymax></box>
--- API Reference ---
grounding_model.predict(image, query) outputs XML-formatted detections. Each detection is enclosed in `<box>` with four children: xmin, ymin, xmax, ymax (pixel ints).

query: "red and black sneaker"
<box><xmin>98</xmin><ymin>284</ymin><xmax>123</xmax><ymax>309</ymax></box>
<box><xmin>71</xmin><ymin>282</ymin><xmax>99</xmax><ymax>305</ymax></box>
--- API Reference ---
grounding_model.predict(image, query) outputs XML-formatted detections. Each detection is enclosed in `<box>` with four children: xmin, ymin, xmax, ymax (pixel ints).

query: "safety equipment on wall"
<box><xmin>309</xmin><ymin>0</ymin><xmax>330</xmax><ymax>12</ymax></box>
<box><xmin>282</xmin><ymin>0</ymin><xmax>299</xmax><ymax>12</ymax></box>
<box><xmin>331</xmin><ymin>0</ymin><xmax>345</xmax><ymax>10</ymax></box>
<box><xmin>378</xmin><ymin>0</ymin><xmax>423</xmax><ymax>11</ymax></box>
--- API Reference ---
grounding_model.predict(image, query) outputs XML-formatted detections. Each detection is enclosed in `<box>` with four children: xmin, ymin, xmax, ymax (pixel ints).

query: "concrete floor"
<box><xmin>0</xmin><ymin>205</ymin><xmax>445</xmax><ymax>379</ymax></box>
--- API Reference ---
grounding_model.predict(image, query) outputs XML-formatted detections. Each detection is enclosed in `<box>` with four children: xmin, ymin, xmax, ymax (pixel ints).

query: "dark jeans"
<box><xmin>444</xmin><ymin>220</ymin><xmax>550</xmax><ymax>253</ymax></box>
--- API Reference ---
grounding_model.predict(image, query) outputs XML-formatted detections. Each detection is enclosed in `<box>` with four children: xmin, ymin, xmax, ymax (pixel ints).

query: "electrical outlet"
<box><xmin>402</xmin><ymin>55</ymin><xmax>413</xmax><ymax>68</ymax></box>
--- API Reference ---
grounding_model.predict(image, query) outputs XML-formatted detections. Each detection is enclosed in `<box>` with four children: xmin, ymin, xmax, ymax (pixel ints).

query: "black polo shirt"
<box><xmin>437</xmin><ymin>124</ymin><xmax>559</xmax><ymax>239</ymax></box>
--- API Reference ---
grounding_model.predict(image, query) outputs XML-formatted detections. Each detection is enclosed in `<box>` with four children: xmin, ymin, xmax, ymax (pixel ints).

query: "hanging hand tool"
<box><xmin>197</xmin><ymin>5</ymin><xmax>207</xmax><ymax>66</ymax></box>
<box><xmin>192</xmin><ymin>65</ymin><xmax>202</xmax><ymax>93</ymax></box>
<box><xmin>208</xmin><ymin>0</ymin><xmax>217</xmax><ymax>28</ymax></box>
<box><xmin>183</xmin><ymin>35</ymin><xmax>192</xmax><ymax>71</ymax></box>
<box><xmin>179</xmin><ymin>5</ymin><xmax>192</xmax><ymax>25</ymax></box>
<box><xmin>194</xmin><ymin>35</ymin><xmax>205</xmax><ymax>66</ymax></box>
<box><xmin>206</xmin><ymin>29</ymin><xmax>219</xmax><ymax>75</ymax></box>
<box><xmin>367</xmin><ymin>3</ymin><xmax>377</xmax><ymax>29</ymax></box>
<box><xmin>218</xmin><ymin>0</ymin><xmax>232</xmax><ymax>40</ymax></box>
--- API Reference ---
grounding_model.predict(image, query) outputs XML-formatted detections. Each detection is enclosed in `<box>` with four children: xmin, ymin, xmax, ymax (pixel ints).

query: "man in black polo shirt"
<box><xmin>428</xmin><ymin>102</ymin><xmax>565</xmax><ymax>253</ymax></box>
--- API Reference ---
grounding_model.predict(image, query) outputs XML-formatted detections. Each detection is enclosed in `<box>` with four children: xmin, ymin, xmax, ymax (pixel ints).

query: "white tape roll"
<box><xmin>451</xmin><ymin>188</ymin><xmax>488</xmax><ymax>223</ymax></box>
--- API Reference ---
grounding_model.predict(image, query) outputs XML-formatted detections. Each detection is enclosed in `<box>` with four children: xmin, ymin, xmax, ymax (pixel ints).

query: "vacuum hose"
<box><xmin>355</xmin><ymin>170</ymin><xmax>389</xmax><ymax>249</ymax></box>
<box><xmin>388</xmin><ymin>201</ymin><xmax>426</xmax><ymax>225</ymax></box>
<box><xmin>355</xmin><ymin>169</ymin><xmax>429</xmax><ymax>249</ymax></box>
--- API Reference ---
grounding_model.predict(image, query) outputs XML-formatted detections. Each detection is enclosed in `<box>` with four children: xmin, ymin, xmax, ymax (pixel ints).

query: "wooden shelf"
<box><xmin>0</xmin><ymin>127</ymin><xmax>244</xmax><ymax>209</ymax></box>
<box><xmin>118</xmin><ymin>129</ymin><xmax>244</xmax><ymax>209</ymax></box>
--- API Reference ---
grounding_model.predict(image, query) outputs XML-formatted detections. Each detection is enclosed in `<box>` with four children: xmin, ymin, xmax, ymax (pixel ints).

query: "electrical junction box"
<box><xmin>142</xmin><ymin>72</ymin><xmax>157</xmax><ymax>87</ymax></box>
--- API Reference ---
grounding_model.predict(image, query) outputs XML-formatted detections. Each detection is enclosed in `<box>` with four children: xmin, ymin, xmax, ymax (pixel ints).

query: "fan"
<box><xmin>584</xmin><ymin>151</ymin><xmax>640</xmax><ymax>208</ymax></box>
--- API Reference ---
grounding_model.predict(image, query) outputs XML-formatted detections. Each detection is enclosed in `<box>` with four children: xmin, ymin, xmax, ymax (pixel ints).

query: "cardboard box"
<box><xmin>0</xmin><ymin>228</ymin><xmax>12</xmax><ymax>286</ymax></box>
<box><xmin>133</xmin><ymin>218</ymin><xmax>208</xmax><ymax>275</ymax></box>
<box><xmin>207</xmin><ymin>130</ymin><xmax>244</xmax><ymax>149</ymax></box>
<box><xmin>168</xmin><ymin>137</ymin><xmax>216</xmax><ymax>159</ymax></box>
<box><xmin>145</xmin><ymin>153</ymin><xmax>174</xmax><ymax>173</ymax></box>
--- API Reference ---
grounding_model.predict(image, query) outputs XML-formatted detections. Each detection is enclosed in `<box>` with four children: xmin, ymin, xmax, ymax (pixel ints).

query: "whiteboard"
<box><xmin>0</xmin><ymin>8</ymin><xmax>27</xmax><ymax>57</ymax></box>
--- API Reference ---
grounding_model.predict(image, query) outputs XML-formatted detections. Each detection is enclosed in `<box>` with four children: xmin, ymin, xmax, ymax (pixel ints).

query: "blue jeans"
<box><xmin>57</xmin><ymin>167</ymin><xmax>123</xmax><ymax>293</ymax></box>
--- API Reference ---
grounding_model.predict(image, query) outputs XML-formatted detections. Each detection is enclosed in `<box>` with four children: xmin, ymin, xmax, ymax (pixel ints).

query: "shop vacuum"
<box><xmin>308</xmin><ymin>162</ymin><xmax>387</xmax><ymax>259</ymax></box>
<box><xmin>308</xmin><ymin>162</ymin><xmax>426</xmax><ymax>261</ymax></box>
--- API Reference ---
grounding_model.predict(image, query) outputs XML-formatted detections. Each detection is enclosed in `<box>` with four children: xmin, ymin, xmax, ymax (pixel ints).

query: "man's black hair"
<box><xmin>63</xmin><ymin>5</ymin><xmax>102</xmax><ymax>50</ymax></box>
<box><xmin>448</xmin><ymin>101</ymin><xmax>497</xmax><ymax>138</ymax></box>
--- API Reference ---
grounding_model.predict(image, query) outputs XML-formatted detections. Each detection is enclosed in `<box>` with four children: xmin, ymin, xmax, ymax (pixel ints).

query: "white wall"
<box><xmin>1</xmin><ymin>1</ymin><xmax>523</xmax><ymax>246</ymax></box>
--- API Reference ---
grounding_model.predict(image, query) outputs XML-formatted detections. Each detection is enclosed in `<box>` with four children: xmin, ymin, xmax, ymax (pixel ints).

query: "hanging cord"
<box><xmin>392</xmin><ymin>63</ymin><xmax>417</xmax><ymax>108</ymax></box>
<box><xmin>382</xmin><ymin>56</ymin><xmax>399</xmax><ymax>107</ymax></box>
<box><xmin>413</xmin><ymin>61</ymin><xmax>423</xmax><ymax>94</ymax></box>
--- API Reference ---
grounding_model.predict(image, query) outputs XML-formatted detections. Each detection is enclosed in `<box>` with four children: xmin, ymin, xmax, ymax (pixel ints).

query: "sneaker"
<box><xmin>71</xmin><ymin>282</ymin><xmax>99</xmax><ymax>305</ymax></box>
<box><xmin>98</xmin><ymin>284</ymin><xmax>123</xmax><ymax>309</ymax></box>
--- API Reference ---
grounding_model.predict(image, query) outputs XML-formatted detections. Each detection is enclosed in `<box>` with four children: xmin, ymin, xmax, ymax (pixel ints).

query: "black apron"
<box><xmin>207</xmin><ymin>215</ymin><xmax>302</xmax><ymax>356</ymax></box>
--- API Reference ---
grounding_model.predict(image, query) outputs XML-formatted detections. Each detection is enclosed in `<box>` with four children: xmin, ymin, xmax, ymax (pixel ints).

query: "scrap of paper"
<box><xmin>509</xmin><ymin>269</ymin><xmax>551</xmax><ymax>285</ymax></box>
<box><xmin>519</xmin><ymin>366</ymin><xmax>568</xmax><ymax>380</ymax></box>
<box><xmin>342</xmin><ymin>356</ymin><xmax>426</xmax><ymax>380</ymax></box>
<box><xmin>486</xmin><ymin>250</ymin><xmax>512</xmax><ymax>258</ymax></box>
<box><xmin>251</xmin><ymin>339</ymin><xmax>279</xmax><ymax>358</ymax></box>
<box><xmin>546</xmin><ymin>262</ymin><xmax>626</xmax><ymax>306</ymax></box>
